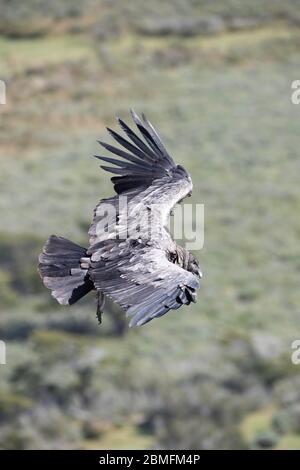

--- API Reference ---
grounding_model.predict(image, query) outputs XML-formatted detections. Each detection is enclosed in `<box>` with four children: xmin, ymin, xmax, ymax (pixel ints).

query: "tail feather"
<box><xmin>38</xmin><ymin>235</ymin><xmax>94</xmax><ymax>305</ymax></box>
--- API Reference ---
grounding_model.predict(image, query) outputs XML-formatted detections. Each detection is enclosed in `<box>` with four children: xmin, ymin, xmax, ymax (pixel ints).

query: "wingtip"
<box><xmin>117</xmin><ymin>116</ymin><xmax>130</xmax><ymax>133</ymax></box>
<box><xmin>116</xmin><ymin>116</ymin><xmax>126</xmax><ymax>130</ymax></box>
<box><xmin>130</xmin><ymin>108</ymin><xmax>139</xmax><ymax>122</ymax></box>
<box><xmin>97</xmin><ymin>139</ymin><xmax>109</xmax><ymax>150</ymax></box>
<box><xmin>131</xmin><ymin>109</ymin><xmax>148</xmax><ymax>126</ymax></box>
<box><xmin>94</xmin><ymin>155</ymin><xmax>107</xmax><ymax>163</ymax></box>
<box><xmin>106</xmin><ymin>127</ymin><xmax>114</xmax><ymax>138</ymax></box>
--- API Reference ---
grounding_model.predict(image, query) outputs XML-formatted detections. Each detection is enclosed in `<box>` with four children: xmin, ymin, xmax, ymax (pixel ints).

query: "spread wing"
<box><xmin>89</xmin><ymin>110</ymin><xmax>193</xmax><ymax>246</ymax></box>
<box><xmin>88</xmin><ymin>240</ymin><xmax>199</xmax><ymax>327</ymax></box>
<box><xmin>87</xmin><ymin>110</ymin><xmax>198</xmax><ymax>326</ymax></box>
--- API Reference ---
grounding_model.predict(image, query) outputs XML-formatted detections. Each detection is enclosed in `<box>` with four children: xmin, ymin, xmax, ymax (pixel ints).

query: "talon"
<box><xmin>96</xmin><ymin>291</ymin><xmax>105</xmax><ymax>325</ymax></box>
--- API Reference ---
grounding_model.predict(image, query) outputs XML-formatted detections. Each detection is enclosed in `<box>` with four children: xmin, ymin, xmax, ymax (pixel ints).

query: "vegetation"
<box><xmin>0</xmin><ymin>0</ymin><xmax>300</xmax><ymax>449</ymax></box>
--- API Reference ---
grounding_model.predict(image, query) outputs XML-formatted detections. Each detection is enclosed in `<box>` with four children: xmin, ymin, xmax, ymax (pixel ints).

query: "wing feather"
<box><xmin>90</xmin><ymin>110</ymin><xmax>193</xmax><ymax>246</ymax></box>
<box><xmin>88</xmin><ymin>242</ymin><xmax>200</xmax><ymax>327</ymax></box>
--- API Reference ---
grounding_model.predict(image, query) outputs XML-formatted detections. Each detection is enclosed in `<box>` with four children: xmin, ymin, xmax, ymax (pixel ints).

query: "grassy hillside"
<box><xmin>0</xmin><ymin>0</ymin><xmax>300</xmax><ymax>449</ymax></box>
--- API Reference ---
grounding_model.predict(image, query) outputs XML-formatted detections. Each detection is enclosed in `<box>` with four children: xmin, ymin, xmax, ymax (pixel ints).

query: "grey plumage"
<box><xmin>38</xmin><ymin>110</ymin><xmax>201</xmax><ymax>327</ymax></box>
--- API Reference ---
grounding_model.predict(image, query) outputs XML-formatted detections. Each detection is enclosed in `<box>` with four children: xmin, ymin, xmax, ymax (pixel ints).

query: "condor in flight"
<box><xmin>39</xmin><ymin>110</ymin><xmax>202</xmax><ymax>327</ymax></box>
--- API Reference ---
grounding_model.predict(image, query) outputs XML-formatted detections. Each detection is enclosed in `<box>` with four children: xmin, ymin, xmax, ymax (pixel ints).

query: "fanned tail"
<box><xmin>38</xmin><ymin>235</ymin><xmax>94</xmax><ymax>305</ymax></box>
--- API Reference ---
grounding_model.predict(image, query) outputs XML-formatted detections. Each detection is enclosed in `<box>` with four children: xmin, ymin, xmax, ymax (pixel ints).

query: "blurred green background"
<box><xmin>1</xmin><ymin>0</ymin><xmax>300</xmax><ymax>450</ymax></box>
